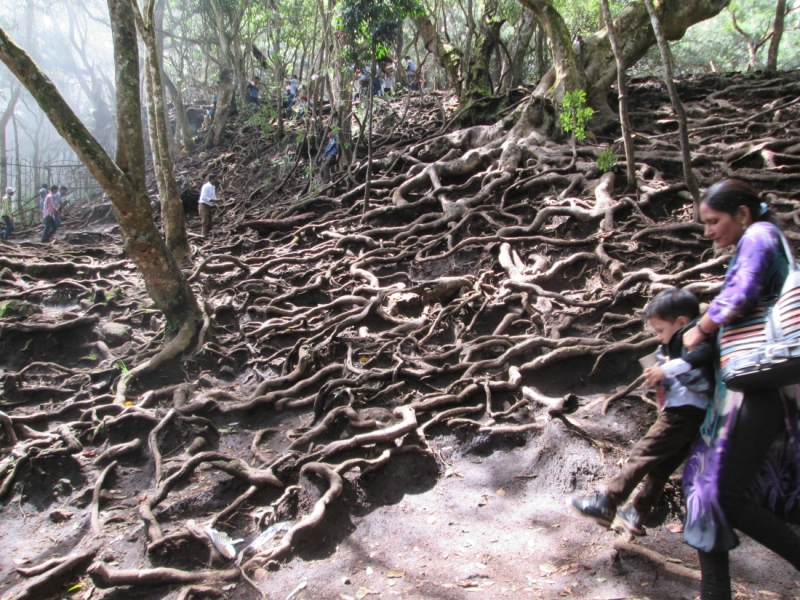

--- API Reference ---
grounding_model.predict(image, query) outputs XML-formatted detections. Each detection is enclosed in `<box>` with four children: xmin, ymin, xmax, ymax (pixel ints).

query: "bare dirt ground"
<box><xmin>3</xmin><ymin>70</ymin><xmax>800</xmax><ymax>600</ymax></box>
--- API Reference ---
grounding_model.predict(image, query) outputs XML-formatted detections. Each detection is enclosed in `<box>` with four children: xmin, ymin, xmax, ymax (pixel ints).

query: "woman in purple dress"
<box><xmin>682</xmin><ymin>179</ymin><xmax>800</xmax><ymax>599</ymax></box>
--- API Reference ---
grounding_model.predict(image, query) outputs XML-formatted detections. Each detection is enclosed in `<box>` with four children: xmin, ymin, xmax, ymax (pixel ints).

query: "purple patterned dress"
<box><xmin>683</xmin><ymin>222</ymin><xmax>799</xmax><ymax>553</ymax></box>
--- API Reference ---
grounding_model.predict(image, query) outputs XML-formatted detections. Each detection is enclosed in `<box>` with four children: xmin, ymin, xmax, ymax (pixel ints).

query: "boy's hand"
<box><xmin>644</xmin><ymin>366</ymin><xmax>667</xmax><ymax>386</ymax></box>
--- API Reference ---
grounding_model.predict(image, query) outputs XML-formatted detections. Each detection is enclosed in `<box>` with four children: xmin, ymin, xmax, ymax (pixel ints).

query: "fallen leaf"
<box><xmin>387</xmin><ymin>571</ymin><xmax>404</xmax><ymax>578</ymax></box>
<box><xmin>460</xmin><ymin>581</ymin><xmax>479</xmax><ymax>588</ymax></box>
<box><xmin>666</xmin><ymin>557</ymin><xmax>682</xmax><ymax>564</ymax></box>
<box><xmin>365</xmin><ymin>566</ymin><xmax>373</xmax><ymax>576</ymax></box>
<box><xmin>666</xmin><ymin>523</ymin><xmax>683</xmax><ymax>533</ymax></box>
<box><xmin>340</xmin><ymin>595</ymin><xmax>355</xmax><ymax>600</ymax></box>
<box><xmin>355</xmin><ymin>587</ymin><xmax>377</xmax><ymax>598</ymax></box>
<box><xmin>495</xmin><ymin>488</ymin><xmax>506</xmax><ymax>496</ymax></box>
<box><xmin>596</xmin><ymin>577</ymin><xmax>607</xmax><ymax>583</ymax></box>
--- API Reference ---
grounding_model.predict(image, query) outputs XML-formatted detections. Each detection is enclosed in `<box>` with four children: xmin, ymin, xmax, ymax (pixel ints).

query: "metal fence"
<box><xmin>3</xmin><ymin>159</ymin><xmax>103</xmax><ymax>226</ymax></box>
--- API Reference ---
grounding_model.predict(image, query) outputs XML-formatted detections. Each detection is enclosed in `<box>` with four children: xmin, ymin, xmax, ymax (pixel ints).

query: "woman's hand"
<box><xmin>683</xmin><ymin>326</ymin><xmax>707</xmax><ymax>351</ymax></box>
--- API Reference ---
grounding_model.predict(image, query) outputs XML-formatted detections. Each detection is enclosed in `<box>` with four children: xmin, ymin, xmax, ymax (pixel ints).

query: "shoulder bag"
<box><xmin>721</xmin><ymin>229</ymin><xmax>800</xmax><ymax>392</ymax></box>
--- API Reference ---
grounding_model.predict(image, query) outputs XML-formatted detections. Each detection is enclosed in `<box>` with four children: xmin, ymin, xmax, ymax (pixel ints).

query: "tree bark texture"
<box><xmin>0</xmin><ymin>7</ymin><xmax>200</xmax><ymax>331</ymax></box>
<box><xmin>767</xmin><ymin>0</ymin><xmax>788</xmax><ymax>72</ymax></box>
<box><xmin>131</xmin><ymin>0</ymin><xmax>191</xmax><ymax>260</ymax></box>
<box><xmin>464</xmin><ymin>4</ymin><xmax>504</xmax><ymax>101</ymax></box>
<box><xmin>599</xmin><ymin>0</ymin><xmax>636</xmax><ymax>191</ymax></box>
<box><xmin>643</xmin><ymin>0</ymin><xmax>700</xmax><ymax>214</ymax></box>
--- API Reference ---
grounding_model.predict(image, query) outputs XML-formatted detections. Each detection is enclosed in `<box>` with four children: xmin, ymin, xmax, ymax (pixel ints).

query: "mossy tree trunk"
<box><xmin>130</xmin><ymin>0</ymin><xmax>191</xmax><ymax>261</ymax></box>
<box><xmin>464</xmin><ymin>1</ymin><xmax>504</xmax><ymax>102</ymax></box>
<box><xmin>519</xmin><ymin>0</ymin><xmax>587</xmax><ymax>104</ymax></box>
<box><xmin>0</xmin><ymin>2</ymin><xmax>200</xmax><ymax>332</ymax></box>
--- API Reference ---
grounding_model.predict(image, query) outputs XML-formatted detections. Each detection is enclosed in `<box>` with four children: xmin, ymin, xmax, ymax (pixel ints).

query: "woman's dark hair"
<box><xmin>643</xmin><ymin>287</ymin><xmax>700</xmax><ymax>322</ymax></box>
<box><xmin>701</xmin><ymin>179</ymin><xmax>777</xmax><ymax>225</ymax></box>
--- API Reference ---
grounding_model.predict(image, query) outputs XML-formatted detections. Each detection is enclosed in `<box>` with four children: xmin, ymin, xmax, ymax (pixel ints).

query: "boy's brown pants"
<box><xmin>605</xmin><ymin>404</ymin><xmax>706</xmax><ymax>513</ymax></box>
<box><xmin>199</xmin><ymin>203</ymin><xmax>213</xmax><ymax>237</ymax></box>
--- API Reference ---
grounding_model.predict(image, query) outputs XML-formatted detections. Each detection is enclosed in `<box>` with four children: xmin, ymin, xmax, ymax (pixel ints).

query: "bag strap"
<box><xmin>776</xmin><ymin>226</ymin><xmax>799</xmax><ymax>274</ymax></box>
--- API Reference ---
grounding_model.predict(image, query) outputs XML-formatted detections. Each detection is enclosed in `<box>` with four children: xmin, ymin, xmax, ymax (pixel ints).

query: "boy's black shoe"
<box><xmin>616</xmin><ymin>504</ymin><xmax>645</xmax><ymax>536</ymax></box>
<box><xmin>567</xmin><ymin>492</ymin><xmax>616</xmax><ymax>528</ymax></box>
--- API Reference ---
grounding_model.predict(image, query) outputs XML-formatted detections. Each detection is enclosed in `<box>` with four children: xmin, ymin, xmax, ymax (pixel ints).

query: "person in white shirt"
<box><xmin>198</xmin><ymin>173</ymin><xmax>219</xmax><ymax>238</ymax></box>
<box><xmin>404</xmin><ymin>55</ymin><xmax>417</xmax><ymax>90</ymax></box>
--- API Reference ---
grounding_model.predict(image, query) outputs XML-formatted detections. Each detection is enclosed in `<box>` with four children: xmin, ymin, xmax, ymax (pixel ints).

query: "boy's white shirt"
<box><xmin>661</xmin><ymin>357</ymin><xmax>691</xmax><ymax>377</ymax></box>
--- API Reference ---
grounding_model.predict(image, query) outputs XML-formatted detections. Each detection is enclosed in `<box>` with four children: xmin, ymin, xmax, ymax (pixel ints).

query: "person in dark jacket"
<box><xmin>569</xmin><ymin>287</ymin><xmax>714</xmax><ymax>535</ymax></box>
<box><xmin>247</xmin><ymin>76</ymin><xmax>261</xmax><ymax>106</ymax></box>
<box><xmin>319</xmin><ymin>130</ymin><xmax>339</xmax><ymax>184</ymax></box>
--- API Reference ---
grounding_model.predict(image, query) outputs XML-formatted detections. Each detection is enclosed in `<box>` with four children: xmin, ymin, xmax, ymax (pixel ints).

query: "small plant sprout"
<box><xmin>597</xmin><ymin>146</ymin><xmax>617</xmax><ymax>173</ymax></box>
<box><xmin>559</xmin><ymin>90</ymin><xmax>594</xmax><ymax>162</ymax></box>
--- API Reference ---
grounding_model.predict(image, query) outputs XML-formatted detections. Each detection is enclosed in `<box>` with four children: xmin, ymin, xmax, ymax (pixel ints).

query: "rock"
<box><xmin>49</xmin><ymin>509</ymin><xmax>73</xmax><ymax>523</ymax></box>
<box><xmin>0</xmin><ymin>300</ymin><xmax>42</xmax><ymax>319</ymax></box>
<box><xmin>98</xmin><ymin>321</ymin><xmax>132</xmax><ymax>346</ymax></box>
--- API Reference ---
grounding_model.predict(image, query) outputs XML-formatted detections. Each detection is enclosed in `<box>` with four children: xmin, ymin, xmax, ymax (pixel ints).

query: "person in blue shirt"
<box><xmin>405</xmin><ymin>55</ymin><xmax>418</xmax><ymax>91</ymax></box>
<box><xmin>320</xmin><ymin>131</ymin><xmax>339</xmax><ymax>184</ymax></box>
<box><xmin>247</xmin><ymin>76</ymin><xmax>261</xmax><ymax>106</ymax></box>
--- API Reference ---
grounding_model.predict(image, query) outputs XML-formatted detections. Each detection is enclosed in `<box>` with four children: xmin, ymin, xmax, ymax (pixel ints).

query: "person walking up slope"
<box><xmin>41</xmin><ymin>185</ymin><xmax>62</xmax><ymax>243</ymax></box>
<box><xmin>198</xmin><ymin>173</ymin><xmax>219</xmax><ymax>238</ymax></box>
<box><xmin>569</xmin><ymin>287</ymin><xmax>715</xmax><ymax>535</ymax></box>
<box><xmin>1</xmin><ymin>187</ymin><xmax>15</xmax><ymax>241</ymax></box>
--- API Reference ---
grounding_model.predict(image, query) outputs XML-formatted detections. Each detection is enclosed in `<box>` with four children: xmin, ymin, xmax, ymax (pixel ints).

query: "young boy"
<box><xmin>568</xmin><ymin>287</ymin><xmax>715</xmax><ymax>535</ymax></box>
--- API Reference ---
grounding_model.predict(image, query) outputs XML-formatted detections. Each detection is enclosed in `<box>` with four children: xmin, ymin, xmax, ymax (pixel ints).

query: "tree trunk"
<box><xmin>464</xmin><ymin>2</ymin><xmax>504</xmax><ymax>101</ymax></box>
<box><xmin>131</xmin><ymin>0</ymin><xmax>191</xmax><ymax>260</ymax></box>
<box><xmin>363</xmin><ymin>57</ymin><xmax>375</xmax><ymax>216</ymax></box>
<box><xmin>207</xmin><ymin>69</ymin><xmax>233</xmax><ymax>149</ymax></box>
<box><xmin>522</xmin><ymin>0</ymin><xmax>730</xmax><ymax>127</ymax></box>
<box><xmin>0</xmin><ymin>85</ymin><xmax>20</xmax><ymax>190</ymax></box>
<box><xmin>520</xmin><ymin>0</ymin><xmax>586</xmax><ymax>103</ymax></box>
<box><xmin>599</xmin><ymin>0</ymin><xmax>636</xmax><ymax>191</ymax></box>
<box><xmin>162</xmin><ymin>71</ymin><xmax>194</xmax><ymax>153</ymax></box>
<box><xmin>510</xmin><ymin>9</ymin><xmax>537</xmax><ymax>88</ymax></box>
<box><xmin>643</xmin><ymin>0</ymin><xmax>700</xmax><ymax>216</ymax></box>
<box><xmin>0</xmin><ymin>5</ymin><xmax>200</xmax><ymax>332</ymax></box>
<box><xmin>413</xmin><ymin>14</ymin><xmax>463</xmax><ymax>97</ymax></box>
<box><xmin>767</xmin><ymin>0</ymin><xmax>788</xmax><ymax>72</ymax></box>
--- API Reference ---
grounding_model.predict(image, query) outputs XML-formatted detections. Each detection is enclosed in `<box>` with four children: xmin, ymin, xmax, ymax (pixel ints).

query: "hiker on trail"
<box><xmin>405</xmin><ymin>55</ymin><xmax>418</xmax><ymax>91</ymax></box>
<box><xmin>372</xmin><ymin>64</ymin><xmax>384</xmax><ymax>97</ymax></box>
<box><xmin>319</xmin><ymin>130</ymin><xmax>339</xmax><ymax>184</ymax></box>
<box><xmin>569</xmin><ymin>287</ymin><xmax>714</xmax><ymax>536</ymax></box>
<box><xmin>56</xmin><ymin>185</ymin><xmax>69</xmax><ymax>227</ymax></box>
<box><xmin>679</xmin><ymin>179</ymin><xmax>800</xmax><ymax>600</ymax></box>
<box><xmin>198</xmin><ymin>173</ymin><xmax>219</xmax><ymax>238</ymax></box>
<box><xmin>248</xmin><ymin>76</ymin><xmax>261</xmax><ymax>106</ymax></box>
<box><xmin>41</xmin><ymin>185</ymin><xmax>62</xmax><ymax>243</ymax></box>
<box><xmin>1</xmin><ymin>187</ymin><xmax>15</xmax><ymax>242</ymax></box>
<box><xmin>383</xmin><ymin>61</ymin><xmax>395</xmax><ymax>95</ymax></box>
<box><xmin>286</xmin><ymin>74</ymin><xmax>298</xmax><ymax>108</ymax></box>
<box><xmin>38</xmin><ymin>183</ymin><xmax>48</xmax><ymax>212</ymax></box>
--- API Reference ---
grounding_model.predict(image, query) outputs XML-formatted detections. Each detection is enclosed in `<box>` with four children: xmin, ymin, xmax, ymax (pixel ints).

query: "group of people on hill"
<box><xmin>569</xmin><ymin>179</ymin><xmax>800</xmax><ymax>600</ymax></box>
<box><xmin>354</xmin><ymin>56</ymin><xmax>419</xmax><ymax>101</ymax></box>
<box><xmin>0</xmin><ymin>183</ymin><xmax>68</xmax><ymax>243</ymax></box>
